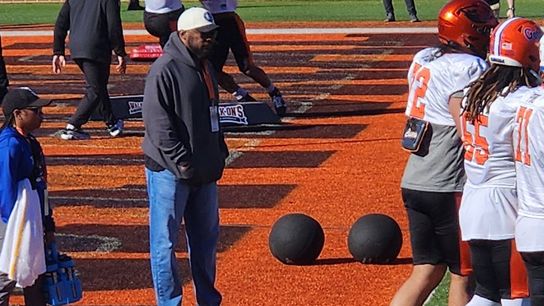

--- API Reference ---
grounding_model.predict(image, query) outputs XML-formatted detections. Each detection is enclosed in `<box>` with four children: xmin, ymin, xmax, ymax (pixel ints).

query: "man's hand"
<box><xmin>52</xmin><ymin>54</ymin><xmax>65</xmax><ymax>74</ymax></box>
<box><xmin>116</xmin><ymin>55</ymin><xmax>127</xmax><ymax>74</ymax></box>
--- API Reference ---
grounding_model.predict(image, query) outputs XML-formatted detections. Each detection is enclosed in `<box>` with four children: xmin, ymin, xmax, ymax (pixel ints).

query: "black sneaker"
<box><xmin>269</xmin><ymin>88</ymin><xmax>287</xmax><ymax>116</ymax></box>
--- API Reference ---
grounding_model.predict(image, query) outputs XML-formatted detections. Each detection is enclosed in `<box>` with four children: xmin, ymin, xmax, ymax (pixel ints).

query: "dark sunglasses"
<box><xmin>200</xmin><ymin>30</ymin><xmax>218</xmax><ymax>39</ymax></box>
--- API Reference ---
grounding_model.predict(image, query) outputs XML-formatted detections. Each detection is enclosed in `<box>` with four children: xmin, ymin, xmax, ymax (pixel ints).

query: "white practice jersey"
<box><xmin>461</xmin><ymin>86</ymin><xmax>534</xmax><ymax>187</ymax></box>
<box><xmin>144</xmin><ymin>0</ymin><xmax>183</xmax><ymax>14</ymax></box>
<box><xmin>458</xmin><ymin>88</ymin><xmax>535</xmax><ymax>240</ymax></box>
<box><xmin>200</xmin><ymin>0</ymin><xmax>237</xmax><ymax>14</ymax></box>
<box><xmin>405</xmin><ymin>47</ymin><xmax>487</xmax><ymax>126</ymax></box>
<box><xmin>514</xmin><ymin>87</ymin><xmax>544</xmax><ymax>218</ymax></box>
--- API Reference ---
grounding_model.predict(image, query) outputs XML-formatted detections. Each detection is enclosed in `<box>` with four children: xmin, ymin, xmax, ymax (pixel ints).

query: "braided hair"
<box><xmin>463</xmin><ymin>64</ymin><xmax>538</xmax><ymax>122</ymax></box>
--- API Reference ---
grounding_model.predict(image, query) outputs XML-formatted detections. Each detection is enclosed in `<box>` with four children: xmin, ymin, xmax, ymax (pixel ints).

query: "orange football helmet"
<box><xmin>438</xmin><ymin>0</ymin><xmax>498</xmax><ymax>58</ymax></box>
<box><xmin>489</xmin><ymin>18</ymin><xmax>543</xmax><ymax>73</ymax></box>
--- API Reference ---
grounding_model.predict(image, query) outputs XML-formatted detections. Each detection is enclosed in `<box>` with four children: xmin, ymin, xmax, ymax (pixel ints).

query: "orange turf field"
<box><xmin>1</xmin><ymin>22</ymin><xmax>438</xmax><ymax>305</ymax></box>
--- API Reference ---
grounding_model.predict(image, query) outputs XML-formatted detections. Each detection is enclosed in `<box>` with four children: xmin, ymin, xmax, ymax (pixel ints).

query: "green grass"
<box><xmin>425</xmin><ymin>272</ymin><xmax>451</xmax><ymax>306</ymax></box>
<box><xmin>1</xmin><ymin>0</ymin><xmax>544</xmax><ymax>25</ymax></box>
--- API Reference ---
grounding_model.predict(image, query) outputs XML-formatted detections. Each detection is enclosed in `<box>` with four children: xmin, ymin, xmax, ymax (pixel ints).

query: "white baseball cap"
<box><xmin>177</xmin><ymin>7</ymin><xmax>219</xmax><ymax>32</ymax></box>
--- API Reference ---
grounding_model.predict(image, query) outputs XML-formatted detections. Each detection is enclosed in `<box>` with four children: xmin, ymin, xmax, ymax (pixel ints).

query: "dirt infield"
<box><xmin>1</xmin><ymin>26</ymin><xmax>438</xmax><ymax>305</ymax></box>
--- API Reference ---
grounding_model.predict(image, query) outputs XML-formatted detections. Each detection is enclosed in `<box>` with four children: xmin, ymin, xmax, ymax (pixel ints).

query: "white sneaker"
<box><xmin>106</xmin><ymin>119</ymin><xmax>124</xmax><ymax>137</ymax></box>
<box><xmin>56</xmin><ymin>128</ymin><xmax>91</xmax><ymax>140</ymax></box>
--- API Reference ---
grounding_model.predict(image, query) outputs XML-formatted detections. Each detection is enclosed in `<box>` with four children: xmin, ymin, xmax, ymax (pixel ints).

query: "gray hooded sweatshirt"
<box><xmin>142</xmin><ymin>32</ymin><xmax>228</xmax><ymax>185</ymax></box>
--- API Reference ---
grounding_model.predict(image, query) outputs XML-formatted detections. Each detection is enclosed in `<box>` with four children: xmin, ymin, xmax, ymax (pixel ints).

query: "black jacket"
<box><xmin>142</xmin><ymin>32</ymin><xmax>228</xmax><ymax>185</ymax></box>
<box><xmin>53</xmin><ymin>0</ymin><xmax>127</xmax><ymax>62</ymax></box>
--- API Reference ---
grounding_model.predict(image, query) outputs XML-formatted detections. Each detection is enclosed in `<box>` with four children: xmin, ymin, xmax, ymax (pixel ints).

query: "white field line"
<box><xmin>0</xmin><ymin>27</ymin><xmax>440</xmax><ymax>37</ymax></box>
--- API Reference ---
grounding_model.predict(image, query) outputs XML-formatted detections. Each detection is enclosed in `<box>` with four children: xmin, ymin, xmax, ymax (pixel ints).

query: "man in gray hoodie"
<box><xmin>142</xmin><ymin>7</ymin><xmax>227</xmax><ymax>306</ymax></box>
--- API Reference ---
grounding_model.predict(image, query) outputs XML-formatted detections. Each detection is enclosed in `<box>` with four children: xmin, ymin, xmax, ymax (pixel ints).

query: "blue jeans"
<box><xmin>145</xmin><ymin>168</ymin><xmax>222</xmax><ymax>306</ymax></box>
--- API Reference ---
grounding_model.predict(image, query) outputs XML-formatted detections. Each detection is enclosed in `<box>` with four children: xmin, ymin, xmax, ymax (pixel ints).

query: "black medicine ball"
<box><xmin>347</xmin><ymin>214</ymin><xmax>402</xmax><ymax>263</ymax></box>
<box><xmin>268</xmin><ymin>213</ymin><xmax>325</xmax><ymax>265</ymax></box>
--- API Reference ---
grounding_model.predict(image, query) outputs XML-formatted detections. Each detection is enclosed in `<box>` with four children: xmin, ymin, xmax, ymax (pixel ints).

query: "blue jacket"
<box><xmin>0</xmin><ymin>127</ymin><xmax>54</xmax><ymax>232</ymax></box>
<box><xmin>0</xmin><ymin>127</ymin><xmax>34</xmax><ymax>222</ymax></box>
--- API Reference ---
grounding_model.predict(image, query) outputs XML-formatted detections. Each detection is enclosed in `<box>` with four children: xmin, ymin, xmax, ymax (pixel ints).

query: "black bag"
<box><xmin>401</xmin><ymin>117</ymin><xmax>429</xmax><ymax>153</ymax></box>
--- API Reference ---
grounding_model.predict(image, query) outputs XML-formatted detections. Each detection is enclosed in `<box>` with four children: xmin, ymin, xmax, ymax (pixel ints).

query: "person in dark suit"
<box><xmin>52</xmin><ymin>0</ymin><xmax>127</xmax><ymax>140</ymax></box>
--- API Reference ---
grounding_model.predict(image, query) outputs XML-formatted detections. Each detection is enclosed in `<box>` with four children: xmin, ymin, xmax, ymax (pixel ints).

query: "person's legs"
<box><xmin>146</xmin><ymin>168</ymin><xmax>188</xmax><ymax>306</ymax></box>
<box><xmin>383</xmin><ymin>0</ymin><xmax>395</xmax><ymax>21</ymax></box>
<box><xmin>521</xmin><ymin>251</ymin><xmax>544</xmax><ymax>305</ymax></box>
<box><xmin>144</xmin><ymin>8</ymin><xmax>183</xmax><ymax>48</ymax></box>
<box><xmin>0</xmin><ymin>273</ymin><xmax>15</xmax><ymax>306</ymax></box>
<box><xmin>209</xmin><ymin>13</ymin><xmax>247</xmax><ymax>98</ymax></box>
<box><xmin>228</xmin><ymin>13</ymin><xmax>287</xmax><ymax>115</ymax></box>
<box><xmin>468</xmin><ymin>240</ymin><xmax>501</xmax><ymax>303</ymax></box>
<box><xmin>404</xmin><ymin>0</ymin><xmax>419</xmax><ymax>21</ymax></box>
<box><xmin>391</xmin><ymin>189</ymin><xmax>450</xmax><ymax>305</ymax></box>
<box><xmin>23</xmin><ymin>274</ymin><xmax>46</xmax><ymax>306</ymax></box>
<box><xmin>183</xmin><ymin>182</ymin><xmax>222</xmax><ymax>306</ymax></box>
<box><xmin>390</xmin><ymin>264</ymin><xmax>446</xmax><ymax>306</ymax></box>
<box><xmin>92</xmin><ymin>61</ymin><xmax>117</xmax><ymax>128</ymax></box>
<box><xmin>395</xmin><ymin>189</ymin><xmax>469</xmax><ymax>305</ymax></box>
<box><xmin>449</xmin><ymin>273</ymin><xmax>472</xmax><ymax>306</ymax></box>
<box><xmin>498</xmin><ymin>241</ymin><xmax>529</xmax><ymax>304</ymax></box>
<box><xmin>228</xmin><ymin>14</ymin><xmax>272</xmax><ymax>89</ymax></box>
<box><xmin>68</xmin><ymin>59</ymin><xmax>112</xmax><ymax>128</ymax></box>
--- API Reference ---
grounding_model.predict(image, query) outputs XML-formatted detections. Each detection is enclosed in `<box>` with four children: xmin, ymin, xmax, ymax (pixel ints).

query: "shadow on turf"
<box><xmin>313</xmin><ymin>256</ymin><xmax>412</xmax><ymax>266</ymax></box>
<box><xmin>56</xmin><ymin>224</ymin><xmax>251</xmax><ymax>254</ymax></box>
<box><xmin>288</xmin><ymin>107</ymin><xmax>405</xmax><ymax>119</ymax></box>
<box><xmin>227</xmin><ymin>123</ymin><xmax>367</xmax><ymax>139</ymax></box>
<box><xmin>49</xmin><ymin>183</ymin><xmax>296</xmax><ymax>209</ymax></box>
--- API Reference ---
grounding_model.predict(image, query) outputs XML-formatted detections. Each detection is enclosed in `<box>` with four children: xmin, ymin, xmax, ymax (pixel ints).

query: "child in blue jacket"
<box><xmin>0</xmin><ymin>87</ymin><xmax>54</xmax><ymax>306</ymax></box>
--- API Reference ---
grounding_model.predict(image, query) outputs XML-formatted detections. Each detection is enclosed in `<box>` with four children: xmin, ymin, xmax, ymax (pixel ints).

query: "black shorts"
<box><xmin>402</xmin><ymin>188</ymin><xmax>467</xmax><ymax>275</ymax></box>
<box><xmin>144</xmin><ymin>7</ymin><xmax>184</xmax><ymax>47</ymax></box>
<box><xmin>470</xmin><ymin>239</ymin><xmax>529</xmax><ymax>301</ymax></box>
<box><xmin>484</xmin><ymin>0</ymin><xmax>500</xmax><ymax>5</ymax></box>
<box><xmin>209</xmin><ymin>12</ymin><xmax>253</xmax><ymax>72</ymax></box>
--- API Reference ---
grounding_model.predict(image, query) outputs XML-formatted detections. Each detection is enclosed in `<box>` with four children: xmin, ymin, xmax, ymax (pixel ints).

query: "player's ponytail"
<box><xmin>463</xmin><ymin>65</ymin><xmax>536</xmax><ymax>122</ymax></box>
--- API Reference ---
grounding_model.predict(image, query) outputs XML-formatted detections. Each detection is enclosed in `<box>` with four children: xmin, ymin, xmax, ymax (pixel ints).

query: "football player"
<box><xmin>391</xmin><ymin>1</ymin><xmax>497</xmax><ymax>305</ymax></box>
<box><xmin>199</xmin><ymin>0</ymin><xmax>287</xmax><ymax>116</ymax></box>
<box><xmin>453</xmin><ymin>17</ymin><xmax>542</xmax><ymax>306</ymax></box>
<box><xmin>513</xmin><ymin>35</ymin><xmax>544</xmax><ymax>306</ymax></box>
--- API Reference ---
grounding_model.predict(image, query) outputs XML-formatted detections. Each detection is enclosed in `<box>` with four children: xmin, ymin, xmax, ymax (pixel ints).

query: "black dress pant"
<box><xmin>0</xmin><ymin>36</ymin><xmax>8</xmax><ymax>103</ymax></box>
<box><xmin>383</xmin><ymin>0</ymin><xmax>417</xmax><ymax>16</ymax></box>
<box><xmin>69</xmin><ymin>58</ymin><xmax>115</xmax><ymax>128</ymax></box>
